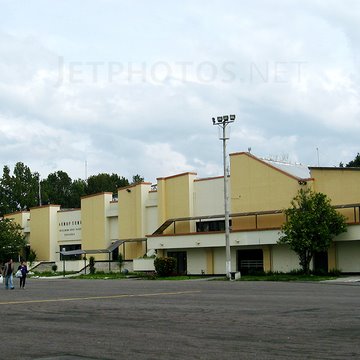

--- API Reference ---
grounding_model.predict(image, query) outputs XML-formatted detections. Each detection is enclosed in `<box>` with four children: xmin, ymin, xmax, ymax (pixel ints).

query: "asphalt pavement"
<box><xmin>0</xmin><ymin>278</ymin><xmax>359</xmax><ymax>359</ymax></box>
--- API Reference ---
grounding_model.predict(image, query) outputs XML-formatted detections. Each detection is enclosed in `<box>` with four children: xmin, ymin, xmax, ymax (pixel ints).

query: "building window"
<box><xmin>196</xmin><ymin>220</ymin><xmax>231</xmax><ymax>232</ymax></box>
<box><xmin>60</xmin><ymin>244</ymin><xmax>82</xmax><ymax>261</ymax></box>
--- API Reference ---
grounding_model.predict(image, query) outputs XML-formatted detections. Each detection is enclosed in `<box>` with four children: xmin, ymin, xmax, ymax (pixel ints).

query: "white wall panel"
<box><xmin>271</xmin><ymin>244</ymin><xmax>300</xmax><ymax>272</ymax></box>
<box><xmin>337</xmin><ymin>241</ymin><xmax>360</xmax><ymax>272</ymax></box>
<box><xmin>194</xmin><ymin>178</ymin><xmax>225</xmax><ymax>216</ymax></box>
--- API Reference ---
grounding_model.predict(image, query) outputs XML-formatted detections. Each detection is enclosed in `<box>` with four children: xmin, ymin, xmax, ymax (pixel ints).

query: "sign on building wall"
<box><xmin>58</xmin><ymin>212</ymin><xmax>82</xmax><ymax>241</ymax></box>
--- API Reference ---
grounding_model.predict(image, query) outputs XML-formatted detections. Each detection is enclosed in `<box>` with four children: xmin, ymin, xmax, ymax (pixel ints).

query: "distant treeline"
<box><xmin>0</xmin><ymin>162</ymin><xmax>143</xmax><ymax>215</ymax></box>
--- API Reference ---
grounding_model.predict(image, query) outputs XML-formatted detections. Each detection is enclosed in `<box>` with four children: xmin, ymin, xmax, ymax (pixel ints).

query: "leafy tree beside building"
<box><xmin>0</xmin><ymin>161</ymin><xmax>144</xmax><ymax>215</ymax></box>
<box><xmin>345</xmin><ymin>153</ymin><xmax>360</xmax><ymax>167</ymax></box>
<box><xmin>0</xmin><ymin>218</ymin><xmax>27</xmax><ymax>263</ymax></box>
<box><xmin>0</xmin><ymin>163</ymin><xmax>39</xmax><ymax>215</ymax></box>
<box><xmin>278</xmin><ymin>189</ymin><xmax>347</xmax><ymax>274</ymax></box>
<box><xmin>339</xmin><ymin>152</ymin><xmax>360</xmax><ymax>168</ymax></box>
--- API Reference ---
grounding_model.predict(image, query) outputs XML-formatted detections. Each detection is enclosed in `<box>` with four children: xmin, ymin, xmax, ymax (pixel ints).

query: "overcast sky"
<box><xmin>0</xmin><ymin>0</ymin><xmax>359</xmax><ymax>183</ymax></box>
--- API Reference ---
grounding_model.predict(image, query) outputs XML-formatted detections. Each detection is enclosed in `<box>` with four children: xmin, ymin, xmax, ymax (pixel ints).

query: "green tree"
<box><xmin>0</xmin><ymin>163</ymin><xmax>39</xmax><ymax>215</ymax></box>
<box><xmin>41</xmin><ymin>171</ymin><xmax>73</xmax><ymax>207</ymax></box>
<box><xmin>278</xmin><ymin>189</ymin><xmax>347</xmax><ymax>274</ymax></box>
<box><xmin>12</xmin><ymin>163</ymin><xmax>40</xmax><ymax>210</ymax></box>
<box><xmin>345</xmin><ymin>153</ymin><xmax>360</xmax><ymax>167</ymax></box>
<box><xmin>0</xmin><ymin>166</ymin><xmax>14</xmax><ymax>215</ymax></box>
<box><xmin>0</xmin><ymin>218</ymin><xmax>27</xmax><ymax>263</ymax></box>
<box><xmin>68</xmin><ymin>179</ymin><xmax>87</xmax><ymax>208</ymax></box>
<box><xmin>86</xmin><ymin>173</ymin><xmax>129</xmax><ymax>195</ymax></box>
<box><xmin>131</xmin><ymin>174</ymin><xmax>144</xmax><ymax>184</ymax></box>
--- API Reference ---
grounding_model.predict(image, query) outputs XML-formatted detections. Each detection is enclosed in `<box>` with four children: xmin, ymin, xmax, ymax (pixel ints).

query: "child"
<box><xmin>18</xmin><ymin>260</ymin><xmax>28</xmax><ymax>289</ymax></box>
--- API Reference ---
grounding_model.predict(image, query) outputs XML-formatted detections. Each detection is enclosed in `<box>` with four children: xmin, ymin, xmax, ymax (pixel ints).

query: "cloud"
<box><xmin>0</xmin><ymin>1</ymin><xmax>360</xmax><ymax>183</ymax></box>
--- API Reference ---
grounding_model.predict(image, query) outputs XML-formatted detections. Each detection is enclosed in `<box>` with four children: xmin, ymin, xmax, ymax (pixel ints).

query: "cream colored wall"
<box><xmin>4</xmin><ymin>211</ymin><xmax>30</xmax><ymax>230</ymax></box>
<box><xmin>57</xmin><ymin>209</ymin><xmax>82</xmax><ymax>261</ymax></box>
<box><xmin>58</xmin><ymin>210</ymin><xmax>81</xmax><ymax>242</ymax></box>
<box><xmin>213</xmin><ymin>248</ymin><xmax>228</xmax><ymax>274</ymax></box>
<box><xmin>337</xmin><ymin>241</ymin><xmax>360</xmax><ymax>272</ymax></box>
<box><xmin>263</xmin><ymin>245</ymin><xmax>271</xmax><ymax>272</ymax></box>
<box><xmin>108</xmin><ymin>217</ymin><xmax>118</xmax><ymax>241</ymax></box>
<box><xmin>4</xmin><ymin>212</ymin><xmax>31</xmax><ymax>259</ymax></box>
<box><xmin>118</xmin><ymin>183</ymin><xmax>152</xmax><ymax>259</ymax></box>
<box><xmin>194</xmin><ymin>177</ymin><xmax>224</xmax><ymax>216</ymax></box>
<box><xmin>106</xmin><ymin>201</ymin><xmax>118</xmax><ymax>217</ymax></box>
<box><xmin>328</xmin><ymin>243</ymin><xmax>337</xmax><ymax>271</ymax></box>
<box><xmin>157</xmin><ymin>173</ymin><xmax>197</xmax><ymax>233</ymax></box>
<box><xmin>206</xmin><ymin>248</ymin><xmax>214</xmax><ymax>274</ymax></box>
<box><xmin>48</xmin><ymin>206</ymin><xmax>60</xmax><ymax>261</ymax></box>
<box><xmin>185</xmin><ymin>248</ymin><xmax>207</xmax><ymax>275</ymax></box>
<box><xmin>145</xmin><ymin>191</ymin><xmax>158</xmax><ymax>235</ymax></box>
<box><xmin>81</xmin><ymin>192</ymin><xmax>112</xmax><ymax>260</ymax></box>
<box><xmin>230</xmin><ymin>153</ymin><xmax>306</xmax><ymax>214</ymax></box>
<box><xmin>147</xmin><ymin>229</ymin><xmax>280</xmax><ymax>252</ymax></box>
<box><xmin>310</xmin><ymin>168</ymin><xmax>360</xmax><ymax>205</ymax></box>
<box><xmin>271</xmin><ymin>244</ymin><xmax>300</xmax><ymax>272</ymax></box>
<box><xmin>29</xmin><ymin>205</ymin><xmax>60</xmax><ymax>261</ymax></box>
<box><xmin>146</xmin><ymin>205</ymin><xmax>158</xmax><ymax>235</ymax></box>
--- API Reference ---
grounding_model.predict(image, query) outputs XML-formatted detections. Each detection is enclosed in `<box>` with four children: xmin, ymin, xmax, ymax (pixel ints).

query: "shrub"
<box><xmin>154</xmin><ymin>257</ymin><xmax>177</xmax><ymax>277</ymax></box>
<box><xmin>27</xmin><ymin>249</ymin><xmax>37</xmax><ymax>265</ymax></box>
<box><xmin>51</xmin><ymin>264</ymin><xmax>58</xmax><ymax>272</ymax></box>
<box><xmin>89</xmin><ymin>256</ymin><xmax>96</xmax><ymax>274</ymax></box>
<box><xmin>328</xmin><ymin>268</ymin><xmax>342</xmax><ymax>276</ymax></box>
<box><xmin>118</xmin><ymin>253</ymin><xmax>124</xmax><ymax>271</ymax></box>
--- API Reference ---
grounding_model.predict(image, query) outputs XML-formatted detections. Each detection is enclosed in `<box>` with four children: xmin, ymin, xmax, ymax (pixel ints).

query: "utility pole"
<box><xmin>212</xmin><ymin>115</ymin><xmax>235</xmax><ymax>278</ymax></box>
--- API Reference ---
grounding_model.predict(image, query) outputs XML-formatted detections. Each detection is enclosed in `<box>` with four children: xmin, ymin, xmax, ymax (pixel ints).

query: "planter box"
<box><xmin>133</xmin><ymin>258</ymin><xmax>155</xmax><ymax>272</ymax></box>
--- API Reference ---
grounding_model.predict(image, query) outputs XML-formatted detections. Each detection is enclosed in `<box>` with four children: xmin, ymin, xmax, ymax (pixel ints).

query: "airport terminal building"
<box><xmin>5</xmin><ymin>152</ymin><xmax>360</xmax><ymax>274</ymax></box>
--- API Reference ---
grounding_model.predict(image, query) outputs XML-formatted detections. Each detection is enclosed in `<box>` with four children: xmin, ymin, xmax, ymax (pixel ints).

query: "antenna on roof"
<box><xmin>316</xmin><ymin>147</ymin><xmax>320</xmax><ymax>166</ymax></box>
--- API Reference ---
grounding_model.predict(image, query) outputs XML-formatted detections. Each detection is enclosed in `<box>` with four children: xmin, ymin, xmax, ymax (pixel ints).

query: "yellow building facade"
<box><xmin>5</xmin><ymin>152</ymin><xmax>360</xmax><ymax>274</ymax></box>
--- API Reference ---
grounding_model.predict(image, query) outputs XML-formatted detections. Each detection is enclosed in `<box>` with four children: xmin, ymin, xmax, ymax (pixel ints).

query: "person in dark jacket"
<box><xmin>18</xmin><ymin>261</ymin><xmax>28</xmax><ymax>289</ymax></box>
<box><xmin>3</xmin><ymin>259</ymin><xmax>15</xmax><ymax>290</ymax></box>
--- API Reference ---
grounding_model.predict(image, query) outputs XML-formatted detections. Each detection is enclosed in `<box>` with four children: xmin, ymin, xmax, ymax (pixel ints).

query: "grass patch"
<box><xmin>29</xmin><ymin>271</ymin><xmax>341</xmax><ymax>282</ymax></box>
<box><xmin>72</xmin><ymin>271</ymin><xmax>130</xmax><ymax>280</ymax></box>
<box><xmin>30</xmin><ymin>271</ymin><xmax>78</xmax><ymax>277</ymax></box>
<box><xmin>145</xmin><ymin>275</ymin><xmax>206</xmax><ymax>280</ymax></box>
<box><xmin>73</xmin><ymin>272</ymin><xmax>210</xmax><ymax>280</ymax></box>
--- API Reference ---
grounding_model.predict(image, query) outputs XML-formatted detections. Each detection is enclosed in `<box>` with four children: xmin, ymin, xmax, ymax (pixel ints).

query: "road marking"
<box><xmin>0</xmin><ymin>290</ymin><xmax>201</xmax><ymax>305</ymax></box>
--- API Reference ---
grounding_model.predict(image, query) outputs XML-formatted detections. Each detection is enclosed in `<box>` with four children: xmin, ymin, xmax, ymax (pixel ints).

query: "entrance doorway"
<box><xmin>313</xmin><ymin>251</ymin><xmax>328</xmax><ymax>274</ymax></box>
<box><xmin>167</xmin><ymin>251</ymin><xmax>187</xmax><ymax>275</ymax></box>
<box><xmin>112</xmin><ymin>247</ymin><xmax>119</xmax><ymax>261</ymax></box>
<box><xmin>237</xmin><ymin>249</ymin><xmax>264</xmax><ymax>274</ymax></box>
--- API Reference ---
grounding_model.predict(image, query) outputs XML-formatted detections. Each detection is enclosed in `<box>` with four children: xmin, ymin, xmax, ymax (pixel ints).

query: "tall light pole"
<box><xmin>212</xmin><ymin>114</ymin><xmax>235</xmax><ymax>278</ymax></box>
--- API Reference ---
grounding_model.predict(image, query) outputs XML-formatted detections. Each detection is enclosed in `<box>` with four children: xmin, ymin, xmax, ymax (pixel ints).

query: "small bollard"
<box><xmin>230</xmin><ymin>271</ymin><xmax>241</xmax><ymax>281</ymax></box>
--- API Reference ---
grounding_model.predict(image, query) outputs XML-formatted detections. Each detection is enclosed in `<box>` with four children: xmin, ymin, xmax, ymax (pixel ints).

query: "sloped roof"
<box><xmin>262</xmin><ymin>159</ymin><xmax>311</xmax><ymax>179</ymax></box>
<box><xmin>59</xmin><ymin>239</ymin><xmax>125</xmax><ymax>256</ymax></box>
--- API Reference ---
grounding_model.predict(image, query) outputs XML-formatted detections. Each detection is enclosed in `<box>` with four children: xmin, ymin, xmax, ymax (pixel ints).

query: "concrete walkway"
<box><xmin>322</xmin><ymin>276</ymin><xmax>360</xmax><ymax>283</ymax></box>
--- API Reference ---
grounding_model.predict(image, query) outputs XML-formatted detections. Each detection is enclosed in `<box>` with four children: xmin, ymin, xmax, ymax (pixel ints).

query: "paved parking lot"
<box><xmin>0</xmin><ymin>278</ymin><xmax>359</xmax><ymax>359</ymax></box>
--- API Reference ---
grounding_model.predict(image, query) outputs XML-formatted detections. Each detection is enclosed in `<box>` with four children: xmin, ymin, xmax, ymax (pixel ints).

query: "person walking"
<box><xmin>3</xmin><ymin>259</ymin><xmax>15</xmax><ymax>290</ymax></box>
<box><xmin>18</xmin><ymin>260</ymin><xmax>28</xmax><ymax>289</ymax></box>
